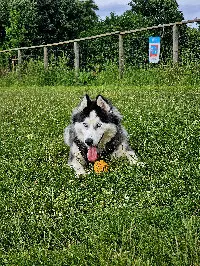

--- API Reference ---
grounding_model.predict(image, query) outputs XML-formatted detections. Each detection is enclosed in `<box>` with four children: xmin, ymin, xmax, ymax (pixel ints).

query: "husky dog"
<box><xmin>64</xmin><ymin>94</ymin><xmax>140</xmax><ymax>175</ymax></box>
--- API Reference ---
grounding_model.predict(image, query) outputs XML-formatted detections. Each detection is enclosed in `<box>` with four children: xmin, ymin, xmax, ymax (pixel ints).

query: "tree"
<box><xmin>0</xmin><ymin>0</ymin><xmax>9</xmax><ymax>45</ymax></box>
<box><xmin>180</xmin><ymin>27</ymin><xmax>200</xmax><ymax>64</ymax></box>
<box><xmin>128</xmin><ymin>0</ymin><xmax>184</xmax><ymax>25</ymax></box>
<box><xmin>4</xmin><ymin>0</ymin><xmax>38</xmax><ymax>48</ymax></box>
<box><xmin>0</xmin><ymin>0</ymin><xmax>98</xmax><ymax>49</ymax></box>
<box><xmin>35</xmin><ymin>0</ymin><xmax>98</xmax><ymax>44</ymax></box>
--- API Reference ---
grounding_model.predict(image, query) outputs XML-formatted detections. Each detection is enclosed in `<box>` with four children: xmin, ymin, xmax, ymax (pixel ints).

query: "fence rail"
<box><xmin>0</xmin><ymin>18</ymin><xmax>200</xmax><ymax>77</ymax></box>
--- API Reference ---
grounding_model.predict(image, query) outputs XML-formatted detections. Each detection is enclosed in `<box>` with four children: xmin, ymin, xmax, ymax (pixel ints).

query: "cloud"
<box><xmin>177</xmin><ymin>0</ymin><xmax>199</xmax><ymax>6</ymax></box>
<box><xmin>95</xmin><ymin>0</ymin><xmax>130</xmax><ymax>7</ymax></box>
<box><xmin>178</xmin><ymin>3</ymin><xmax>200</xmax><ymax>20</ymax></box>
<box><xmin>96</xmin><ymin>2</ymin><xmax>131</xmax><ymax>19</ymax></box>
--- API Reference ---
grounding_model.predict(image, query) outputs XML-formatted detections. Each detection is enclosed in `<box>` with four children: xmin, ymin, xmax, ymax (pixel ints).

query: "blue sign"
<box><xmin>149</xmin><ymin>37</ymin><xmax>161</xmax><ymax>63</ymax></box>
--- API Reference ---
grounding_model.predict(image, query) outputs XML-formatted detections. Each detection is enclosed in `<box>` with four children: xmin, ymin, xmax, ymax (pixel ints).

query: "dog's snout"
<box><xmin>85</xmin><ymin>138</ymin><xmax>93</xmax><ymax>146</ymax></box>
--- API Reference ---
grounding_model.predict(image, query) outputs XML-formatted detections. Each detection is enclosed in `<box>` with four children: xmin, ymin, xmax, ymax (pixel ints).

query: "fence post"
<box><xmin>18</xmin><ymin>49</ymin><xmax>22</xmax><ymax>66</ymax></box>
<box><xmin>119</xmin><ymin>34</ymin><xmax>124</xmax><ymax>78</ymax></box>
<box><xmin>44</xmin><ymin>46</ymin><xmax>48</xmax><ymax>69</ymax></box>
<box><xmin>74</xmin><ymin>41</ymin><xmax>79</xmax><ymax>79</ymax></box>
<box><xmin>173</xmin><ymin>24</ymin><xmax>179</xmax><ymax>64</ymax></box>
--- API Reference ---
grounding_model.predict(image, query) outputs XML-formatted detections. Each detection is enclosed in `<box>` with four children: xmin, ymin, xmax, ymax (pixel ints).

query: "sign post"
<box><xmin>149</xmin><ymin>37</ymin><xmax>161</xmax><ymax>63</ymax></box>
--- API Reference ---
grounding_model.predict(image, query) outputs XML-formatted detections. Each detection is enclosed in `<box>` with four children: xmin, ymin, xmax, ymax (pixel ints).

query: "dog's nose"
<box><xmin>85</xmin><ymin>138</ymin><xmax>93</xmax><ymax>146</ymax></box>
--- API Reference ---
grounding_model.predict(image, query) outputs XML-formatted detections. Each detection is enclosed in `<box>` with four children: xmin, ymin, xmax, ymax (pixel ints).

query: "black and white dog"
<box><xmin>64</xmin><ymin>94</ymin><xmax>141</xmax><ymax>175</ymax></box>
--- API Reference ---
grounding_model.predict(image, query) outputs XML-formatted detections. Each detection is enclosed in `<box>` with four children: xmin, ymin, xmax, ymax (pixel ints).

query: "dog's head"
<box><xmin>72</xmin><ymin>94</ymin><xmax>122</xmax><ymax>161</ymax></box>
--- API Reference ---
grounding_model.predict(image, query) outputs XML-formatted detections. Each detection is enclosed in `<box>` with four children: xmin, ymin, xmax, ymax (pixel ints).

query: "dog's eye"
<box><xmin>83</xmin><ymin>123</ymin><xmax>88</xmax><ymax>128</ymax></box>
<box><xmin>96</xmin><ymin>123</ymin><xmax>102</xmax><ymax>128</ymax></box>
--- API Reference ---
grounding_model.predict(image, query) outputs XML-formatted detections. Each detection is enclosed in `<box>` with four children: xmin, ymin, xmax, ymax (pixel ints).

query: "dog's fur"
<box><xmin>64</xmin><ymin>94</ymin><xmax>140</xmax><ymax>175</ymax></box>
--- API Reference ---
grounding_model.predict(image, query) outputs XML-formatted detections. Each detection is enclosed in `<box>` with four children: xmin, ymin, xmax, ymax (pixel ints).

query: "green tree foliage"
<box><xmin>35</xmin><ymin>0</ymin><xmax>98</xmax><ymax>44</ymax></box>
<box><xmin>5</xmin><ymin>10</ymin><xmax>27</xmax><ymax>48</ymax></box>
<box><xmin>0</xmin><ymin>0</ymin><xmax>9</xmax><ymax>45</ymax></box>
<box><xmin>5</xmin><ymin>0</ymin><xmax>38</xmax><ymax>48</ymax></box>
<box><xmin>128</xmin><ymin>0</ymin><xmax>184</xmax><ymax>25</ymax></box>
<box><xmin>180</xmin><ymin>27</ymin><xmax>200</xmax><ymax>63</ymax></box>
<box><xmin>81</xmin><ymin>11</ymin><xmax>147</xmax><ymax>37</ymax></box>
<box><xmin>0</xmin><ymin>0</ymin><xmax>98</xmax><ymax>49</ymax></box>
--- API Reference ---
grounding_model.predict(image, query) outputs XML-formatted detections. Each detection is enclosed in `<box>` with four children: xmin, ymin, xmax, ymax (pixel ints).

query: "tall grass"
<box><xmin>0</xmin><ymin>82</ymin><xmax>199</xmax><ymax>265</ymax></box>
<box><xmin>0</xmin><ymin>57</ymin><xmax>200</xmax><ymax>87</ymax></box>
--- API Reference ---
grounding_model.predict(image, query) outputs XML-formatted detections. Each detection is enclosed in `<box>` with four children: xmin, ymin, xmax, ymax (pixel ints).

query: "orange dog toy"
<box><xmin>94</xmin><ymin>160</ymin><xmax>109</xmax><ymax>173</ymax></box>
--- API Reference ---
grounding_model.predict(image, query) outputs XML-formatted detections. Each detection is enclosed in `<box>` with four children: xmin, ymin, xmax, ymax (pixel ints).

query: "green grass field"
<box><xmin>0</xmin><ymin>84</ymin><xmax>199</xmax><ymax>265</ymax></box>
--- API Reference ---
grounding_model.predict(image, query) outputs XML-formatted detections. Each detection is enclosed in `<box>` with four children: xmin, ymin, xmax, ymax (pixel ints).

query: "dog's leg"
<box><xmin>111</xmin><ymin>142</ymin><xmax>144</xmax><ymax>166</ymax></box>
<box><xmin>68</xmin><ymin>143</ymin><xmax>87</xmax><ymax>175</ymax></box>
<box><xmin>111</xmin><ymin>143</ymin><xmax>137</xmax><ymax>163</ymax></box>
<box><xmin>126</xmin><ymin>150</ymin><xmax>139</xmax><ymax>165</ymax></box>
<box><xmin>69</xmin><ymin>158</ymin><xmax>86</xmax><ymax>175</ymax></box>
<box><xmin>126</xmin><ymin>148</ymin><xmax>145</xmax><ymax>167</ymax></box>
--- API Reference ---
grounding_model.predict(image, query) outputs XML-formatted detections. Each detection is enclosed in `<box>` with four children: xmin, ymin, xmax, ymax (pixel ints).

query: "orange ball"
<box><xmin>94</xmin><ymin>160</ymin><xmax>109</xmax><ymax>173</ymax></box>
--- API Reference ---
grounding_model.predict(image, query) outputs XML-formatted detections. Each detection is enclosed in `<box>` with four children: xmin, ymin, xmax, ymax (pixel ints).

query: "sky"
<box><xmin>95</xmin><ymin>0</ymin><xmax>200</xmax><ymax>25</ymax></box>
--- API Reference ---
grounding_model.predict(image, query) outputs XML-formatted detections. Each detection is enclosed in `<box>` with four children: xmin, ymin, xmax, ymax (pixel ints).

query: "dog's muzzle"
<box><xmin>85</xmin><ymin>138</ymin><xmax>93</xmax><ymax>146</ymax></box>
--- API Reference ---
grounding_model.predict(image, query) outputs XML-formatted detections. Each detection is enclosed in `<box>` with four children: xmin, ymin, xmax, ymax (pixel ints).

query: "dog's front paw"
<box><xmin>74</xmin><ymin>167</ymin><xmax>93</xmax><ymax>176</ymax></box>
<box><xmin>127</xmin><ymin>151</ymin><xmax>145</xmax><ymax>167</ymax></box>
<box><xmin>136</xmin><ymin>161</ymin><xmax>145</xmax><ymax>167</ymax></box>
<box><xmin>69</xmin><ymin>159</ymin><xmax>87</xmax><ymax>176</ymax></box>
<box><xmin>75</xmin><ymin>169</ymin><xmax>86</xmax><ymax>176</ymax></box>
<box><xmin>127</xmin><ymin>151</ymin><xmax>138</xmax><ymax>165</ymax></box>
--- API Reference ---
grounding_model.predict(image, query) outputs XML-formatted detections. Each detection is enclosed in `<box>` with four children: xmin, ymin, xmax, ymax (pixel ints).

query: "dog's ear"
<box><xmin>96</xmin><ymin>95</ymin><xmax>111</xmax><ymax>112</ymax></box>
<box><xmin>73</xmin><ymin>94</ymin><xmax>91</xmax><ymax>115</ymax></box>
<box><xmin>96</xmin><ymin>95</ymin><xmax>123</xmax><ymax>121</ymax></box>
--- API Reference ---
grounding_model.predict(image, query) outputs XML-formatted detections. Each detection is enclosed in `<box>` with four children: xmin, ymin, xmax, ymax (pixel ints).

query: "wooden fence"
<box><xmin>0</xmin><ymin>18</ymin><xmax>199</xmax><ymax>77</ymax></box>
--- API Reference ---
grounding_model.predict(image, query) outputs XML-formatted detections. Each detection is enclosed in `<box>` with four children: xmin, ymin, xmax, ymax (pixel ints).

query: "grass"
<box><xmin>0</xmin><ymin>83</ymin><xmax>199</xmax><ymax>265</ymax></box>
<box><xmin>0</xmin><ymin>60</ymin><xmax>200</xmax><ymax>87</ymax></box>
